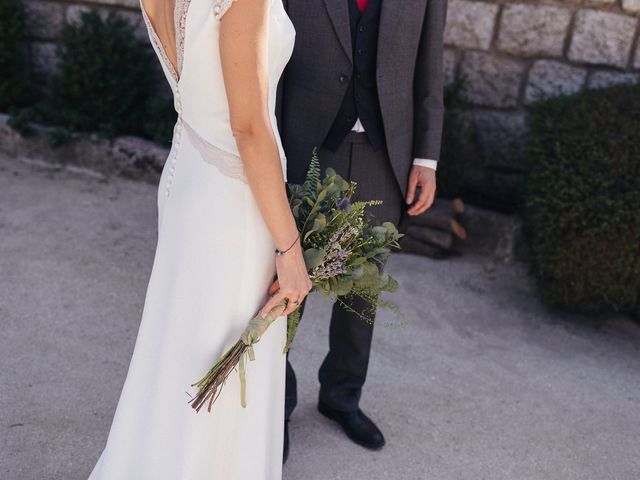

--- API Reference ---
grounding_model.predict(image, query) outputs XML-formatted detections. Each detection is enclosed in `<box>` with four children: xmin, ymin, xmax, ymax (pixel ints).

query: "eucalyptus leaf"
<box><xmin>333</xmin><ymin>278</ymin><xmax>353</xmax><ymax>296</ymax></box>
<box><xmin>303</xmin><ymin>213</ymin><xmax>327</xmax><ymax>241</ymax></box>
<box><xmin>384</xmin><ymin>276</ymin><xmax>400</xmax><ymax>292</ymax></box>
<box><xmin>372</xmin><ymin>226</ymin><xmax>387</xmax><ymax>238</ymax></box>
<box><xmin>351</xmin><ymin>266</ymin><xmax>364</xmax><ymax>279</ymax></box>
<box><xmin>303</xmin><ymin>248</ymin><xmax>326</xmax><ymax>270</ymax></box>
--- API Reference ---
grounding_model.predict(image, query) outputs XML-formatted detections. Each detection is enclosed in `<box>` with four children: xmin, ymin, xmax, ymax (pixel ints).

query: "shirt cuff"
<box><xmin>412</xmin><ymin>158</ymin><xmax>438</xmax><ymax>171</ymax></box>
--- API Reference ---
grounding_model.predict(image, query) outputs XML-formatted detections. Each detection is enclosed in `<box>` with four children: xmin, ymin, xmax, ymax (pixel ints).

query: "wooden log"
<box><xmin>399</xmin><ymin>235</ymin><xmax>450</xmax><ymax>259</ymax></box>
<box><xmin>410</xmin><ymin>198</ymin><xmax>465</xmax><ymax>230</ymax></box>
<box><xmin>450</xmin><ymin>218</ymin><xmax>467</xmax><ymax>240</ymax></box>
<box><xmin>452</xmin><ymin>198</ymin><xmax>465</xmax><ymax>215</ymax></box>
<box><xmin>406</xmin><ymin>225</ymin><xmax>454</xmax><ymax>250</ymax></box>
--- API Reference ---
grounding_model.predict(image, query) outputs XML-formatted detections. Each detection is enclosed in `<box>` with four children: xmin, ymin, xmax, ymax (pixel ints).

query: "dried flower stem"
<box><xmin>189</xmin><ymin>301</ymin><xmax>287</xmax><ymax>412</ymax></box>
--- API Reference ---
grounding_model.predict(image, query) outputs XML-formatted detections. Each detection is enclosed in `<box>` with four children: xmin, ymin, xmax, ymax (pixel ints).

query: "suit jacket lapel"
<box><xmin>322</xmin><ymin>0</ymin><xmax>353</xmax><ymax>63</ymax></box>
<box><xmin>377</xmin><ymin>0</ymin><xmax>404</xmax><ymax>72</ymax></box>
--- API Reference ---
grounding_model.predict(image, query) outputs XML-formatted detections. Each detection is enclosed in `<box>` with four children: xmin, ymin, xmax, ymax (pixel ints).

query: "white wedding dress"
<box><xmin>88</xmin><ymin>0</ymin><xmax>295</xmax><ymax>478</ymax></box>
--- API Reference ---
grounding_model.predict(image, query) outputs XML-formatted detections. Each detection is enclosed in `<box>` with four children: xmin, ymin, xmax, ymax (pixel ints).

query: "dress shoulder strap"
<box><xmin>214</xmin><ymin>0</ymin><xmax>237</xmax><ymax>19</ymax></box>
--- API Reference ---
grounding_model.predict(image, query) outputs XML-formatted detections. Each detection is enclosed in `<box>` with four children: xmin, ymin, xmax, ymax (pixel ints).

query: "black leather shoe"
<box><xmin>283</xmin><ymin>420</ymin><xmax>290</xmax><ymax>464</ymax></box>
<box><xmin>318</xmin><ymin>401</ymin><xmax>385</xmax><ymax>450</ymax></box>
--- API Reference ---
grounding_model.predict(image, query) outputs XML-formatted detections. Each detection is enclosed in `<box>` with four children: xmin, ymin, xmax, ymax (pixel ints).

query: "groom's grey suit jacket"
<box><xmin>278</xmin><ymin>0</ymin><xmax>447</xmax><ymax>197</ymax></box>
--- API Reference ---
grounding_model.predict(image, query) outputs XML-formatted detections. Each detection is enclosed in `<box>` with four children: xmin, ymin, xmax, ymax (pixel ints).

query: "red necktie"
<box><xmin>357</xmin><ymin>0</ymin><xmax>368</xmax><ymax>12</ymax></box>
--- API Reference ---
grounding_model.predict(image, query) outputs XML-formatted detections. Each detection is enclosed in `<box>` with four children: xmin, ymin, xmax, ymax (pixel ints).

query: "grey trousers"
<box><xmin>285</xmin><ymin>132</ymin><xmax>403</xmax><ymax>418</ymax></box>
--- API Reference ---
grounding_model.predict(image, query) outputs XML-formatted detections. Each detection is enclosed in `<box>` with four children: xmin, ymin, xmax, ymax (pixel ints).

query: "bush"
<box><xmin>523</xmin><ymin>82</ymin><xmax>640</xmax><ymax>314</ymax></box>
<box><xmin>49</xmin><ymin>9</ymin><xmax>158</xmax><ymax>138</ymax></box>
<box><xmin>142</xmin><ymin>95</ymin><xmax>178</xmax><ymax>146</ymax></box>
<box><xmin>0</xmin><ymin>0</ymin><xmax>29</xmax><ymax>110</ymax></box>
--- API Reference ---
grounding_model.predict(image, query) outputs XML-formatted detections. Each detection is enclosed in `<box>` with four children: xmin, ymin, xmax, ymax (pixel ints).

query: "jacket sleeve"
<box><xmin>413</xmin><ymin>0</ymin><xmax>447</xmax><ymax>162</ymax></box>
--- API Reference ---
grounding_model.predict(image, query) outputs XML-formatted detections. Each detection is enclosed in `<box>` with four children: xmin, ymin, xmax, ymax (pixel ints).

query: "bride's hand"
<box><xmin>260</xmin><ymin>244</ymin><xmax>311</xmax><ymax>318</ymax></box>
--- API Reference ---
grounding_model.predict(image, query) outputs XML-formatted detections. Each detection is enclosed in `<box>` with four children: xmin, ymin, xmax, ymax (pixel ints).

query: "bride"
<box><xmin>88</xmin><ymin>0</ymin><xmax>308</xmax><ymax>478</ymax></box>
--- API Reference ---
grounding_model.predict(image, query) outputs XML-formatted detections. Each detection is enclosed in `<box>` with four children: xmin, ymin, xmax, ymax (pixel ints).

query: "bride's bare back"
<box><xmin>140</xmin><ymin>0</ymin><xmax>179</xmax><ymax>76</ymax></box>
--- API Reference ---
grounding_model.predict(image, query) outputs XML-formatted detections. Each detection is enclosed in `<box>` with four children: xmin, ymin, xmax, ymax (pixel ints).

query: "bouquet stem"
<box><xmin>284</xmin><ymin>308</ymin><xmax>302</xmax><ymax>354</ymax></box>
<box><xmin>189</xmin><ymin>301</ymin><xmax>287</xmax><ymax>412</ymax></box>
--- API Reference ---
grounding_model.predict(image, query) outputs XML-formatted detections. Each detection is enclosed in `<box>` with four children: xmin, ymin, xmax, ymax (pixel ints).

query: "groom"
<box><xmin>278</xmin><ymin>0</ymin><xmax>447</xmax><ymax>457</ymax></box>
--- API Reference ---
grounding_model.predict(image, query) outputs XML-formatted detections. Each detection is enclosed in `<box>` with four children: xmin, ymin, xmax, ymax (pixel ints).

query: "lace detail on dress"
<box><xmin>140</xmin><ymin>3</ymin><xmax>180</xmax><ymax>84</ymax></box>
<box><xmin>214</xmin><ymin>0</ymin><xmax>236</xmax><ymax>19</ymax></box>
<box><xmin>183</xmin><ymin>120</ymin><xmax>248</xmax><ymax>183</ymax></box>
<box><xmin>174</xmin><ymin>0</ymin><xmax>191</xmax><ymax>74</ymax></box>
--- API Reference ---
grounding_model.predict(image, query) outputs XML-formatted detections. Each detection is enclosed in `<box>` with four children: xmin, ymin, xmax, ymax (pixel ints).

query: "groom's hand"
<box><xmin>406</xmin><ymin>165</ymin><xmax>436</xmax><ymax>216</ymax></box>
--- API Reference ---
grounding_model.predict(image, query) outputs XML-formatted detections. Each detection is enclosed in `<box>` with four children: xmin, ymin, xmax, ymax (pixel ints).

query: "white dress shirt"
<box><xmin>352</xmin><ymin>118</ymin><xmax>438</xmax><ymax>171</ymax></box>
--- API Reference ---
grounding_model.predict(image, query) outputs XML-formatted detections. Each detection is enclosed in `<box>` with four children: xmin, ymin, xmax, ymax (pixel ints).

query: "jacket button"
<box><xmin>359</xmin><ymin>25</ymin><xmax>365</xmax><ymax>32</ymax></box>
<box><xmin>339</xmin><ymin>74</ymin><xmax>348</xmax><ymax>83</ymax></box>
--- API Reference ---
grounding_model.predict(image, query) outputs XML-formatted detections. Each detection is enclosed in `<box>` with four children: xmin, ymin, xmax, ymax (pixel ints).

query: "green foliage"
<box><xmin>523</xmin><ymin>82</ymin><xmax>640</xmax><ymax>314</ymax></box>
<box><xmin>49</xmin><ymin>9</ymin><xmax>156</xmax><ymax>138</ymax></box>
<box><xmin>285</xmin><ymin>156</ymin><xmax>403</xmax><ymax>350</ymax></box>
<box><xmin>0</xmin><ymin>0</ymin><xmax>29</xmax><ymax>110</ymax></box>
<box><xmin>7</xmin><ymin>9</ymin><xmax>177</xmax><ymax>146</ymax></box>
<box><xmin>7</xmin><ymin>107</ymin><xmax>37</xmax><ymax>137</ymax></box>
<box><xmin>142</xmin><ymin>95</ymin><xmax>178</xmax><ymax>146</ymax></box>
<box><xmin>46</xmin><ymin>126</ymin><xmax>72</xmax><ymax>149</ymax></box>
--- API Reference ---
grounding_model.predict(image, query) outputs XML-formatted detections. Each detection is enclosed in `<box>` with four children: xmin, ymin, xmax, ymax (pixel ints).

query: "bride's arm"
<box><xmin>220</xmin><ymin>0</ymin><xmax>311</xmax><ymax>316</ymax></box>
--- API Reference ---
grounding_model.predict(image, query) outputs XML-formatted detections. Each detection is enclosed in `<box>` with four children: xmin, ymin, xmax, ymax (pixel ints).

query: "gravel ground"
<box><xmin>1</xmin><ymin>155</ymin><xmax>639</xmax><ymax>480</ymax></box>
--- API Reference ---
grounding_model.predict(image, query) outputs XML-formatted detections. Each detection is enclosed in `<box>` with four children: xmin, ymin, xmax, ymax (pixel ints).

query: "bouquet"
<box><xmin>189</xmin><ymin>151</ymin><xmax>402</xmax><ymax>412</ymax></box>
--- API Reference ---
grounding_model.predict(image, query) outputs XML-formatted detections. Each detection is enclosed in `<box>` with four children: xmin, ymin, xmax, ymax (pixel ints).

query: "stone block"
<box><xmin>622</xmin><ymin>0</ymin><xmax>640</xmax><ymax>14</ymax></box>
<box><xmin>585</xmin><ymin>0</ymin><xmax>617</xmax><ymax>6</ymax></box>
<box><xmin>66</xmin><ymin>4</ymin><xmax>93</xmax><ymax>24</ymax></box>
<box><xmin>117</xmin><ymin>11</ymin><xmax>148</xmax><ymax>43</ymax></box>
<box><xmin>82</xmin><ymin>0</ymin><xmax>140</xmax><ymax>8</ymax></box>
<box><xmin>459</xmin><ymin>52</ymin><xmax>525</xmax><ymax>107</ymax></box>
<box><xmin>459</xmin><ymin>204</ymin><xmax>525</xmax><ymax>261</ymax></box>
<box><xmin>30</xmin><ymin>42</ymin><xmax>58</xmax><ymax>77</ymax></box>
<box><xmin>0</xmin><ymin>114</ymin><xmax>167</xmax><ymax>184</ymax></box>
<box><xmin>112</xmin><ymin>136</ymin><xmax>167</xmax><ymax>179</ymax></box>
<box><xmin>23</xmin><ymin>0</ymin><xmax>66</xmax><ymax>40</ymax></box>
<box><xmin>443</xmin><ymin>49</ymin><xmax>458</xmax><ymax>86</ymax></box>
<box><xmin>486</xmin><ymin>171</ymin><xmax>523</xmax><ymax>208</ymax></box>
<box><xmin>66</xmin><ymin>5</ymin><xmax>147</xmax><ymax>43</ymax></box>
<box><xmin>587</xmin><ymin>71</ymin><xmax>640</xmax><ymax>89</ymax></box>
<box><xmin>444</xmin><ymin>0</ymin><xmax>499</xmax><ymax>50</ymax></box>
<box><xmin>525</xmin><ymin>60</ymin><xmax>587</xmax><ymax>104</ymax></box>
<box><xmin>497</xmin><ymin>4</ymin><xmax>571</xmax><ymax>57</ymax></box>
<box><xmin>468</xmin><ymin>110</ymin><xmax>528</xmax><ymax>170</ymax></box>
<box><xmin>568</xmin><ymin>9</ymin><xmax>637</xmax><ymax>68</ymax></box>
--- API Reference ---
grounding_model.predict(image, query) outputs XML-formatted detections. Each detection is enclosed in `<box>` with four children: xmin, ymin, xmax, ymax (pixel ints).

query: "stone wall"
<box><xmin>443</xmin><ymin>0</ymin><xmax>640</xmax><ymax>207</ymax></box>
<box><xmin>18</xmin><ymin>0</ymin><xmax>640</xmax><ymax>208</ymax></box>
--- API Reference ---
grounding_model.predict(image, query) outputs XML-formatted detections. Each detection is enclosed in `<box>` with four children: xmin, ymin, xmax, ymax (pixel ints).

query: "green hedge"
<box><xmin>0</xmin><ymin>0</ymin><xmax>29</xmax><ymax>110</ymax></box>
<box><xmin>10</xmin><ymin>8</ymin><xmax>177</xmax><ymax>145</ymax></box>
<box><xmin>49</xmin><ymin>10</ymin><xmax>157</xmax><ymax>137</ymax></box>
<box><xmin>523</xmin><ymin>82</ymin><xmax>640</xmax><ymax>314</ymax></box>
